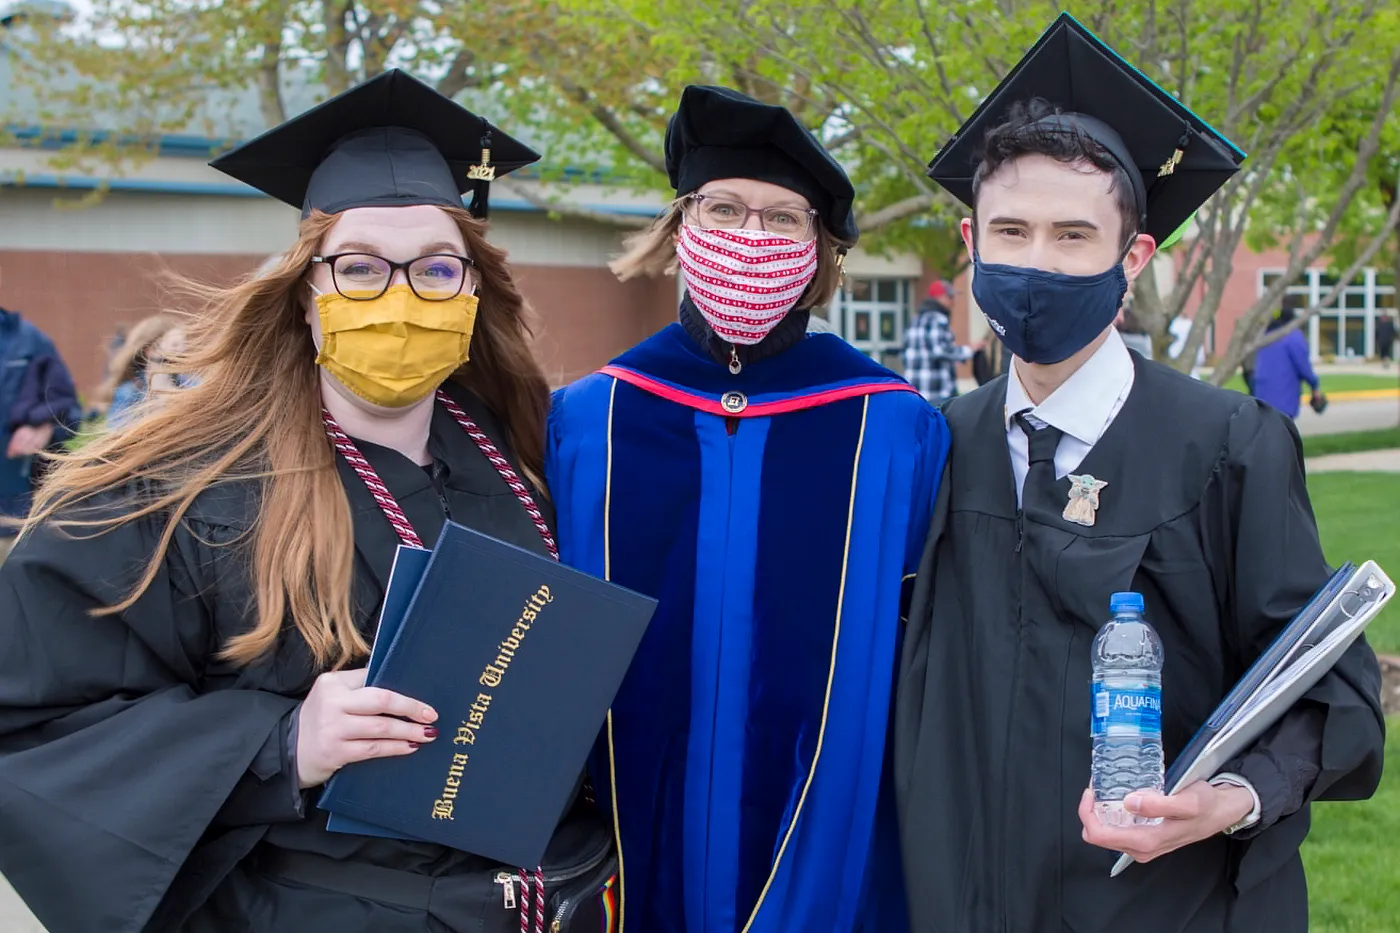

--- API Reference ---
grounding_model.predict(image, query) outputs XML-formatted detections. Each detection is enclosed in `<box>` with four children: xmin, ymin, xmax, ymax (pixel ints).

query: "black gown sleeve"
<box><xmin>0</xmin><ymin>506</ymin><xmax>299</xmax><ymax>933</ymax></box>
<box><xmin>1210</xmin><ymin>402</ymin><xmax>1385</xmax><ymax>837</ymax></box>
<box><xmin>892</xmin><ymin>466</ymin><xmax>951</xmax><ymax>812</ymax></box>
<box><xmin>212</xmin><ymin>708</ymin><xmax>308</xmax><ymax>828</ymax></box>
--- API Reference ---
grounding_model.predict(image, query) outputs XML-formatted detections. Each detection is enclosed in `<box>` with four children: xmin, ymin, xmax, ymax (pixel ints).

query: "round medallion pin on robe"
<box><xmin>721</xmin><ymin>391</ymin><xmax>748</xmax><ymax>414</ymax></box>
<box><xmin>1064</xmin><ymin>474</ymin><xmax>1108</xmax><ymax>526</ymax></box>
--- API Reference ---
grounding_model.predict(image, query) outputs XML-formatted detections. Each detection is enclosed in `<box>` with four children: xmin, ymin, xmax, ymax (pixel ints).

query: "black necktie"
<box><xmin>1015</xmin><ymin>411</ymin><xmax>1064</xmax><ymax>517</ymax></box>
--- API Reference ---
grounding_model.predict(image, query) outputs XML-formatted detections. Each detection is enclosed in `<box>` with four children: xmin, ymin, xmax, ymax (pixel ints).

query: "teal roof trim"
<box><xmin>0</xmin><ymin>170</ymin><xmax>661</xmax><ymax>216</ymax></box>
<box><xmin>4</xmin><ymin>123</ymin><xmax>623</xmax><ymax>184</ymax></box>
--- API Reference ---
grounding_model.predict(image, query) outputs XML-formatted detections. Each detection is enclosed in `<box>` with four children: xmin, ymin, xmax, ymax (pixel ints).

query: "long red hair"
<box><xmin>24</xmin><ymin>207</ymin><xmax>549</xmax><ymax>669</ymax></box>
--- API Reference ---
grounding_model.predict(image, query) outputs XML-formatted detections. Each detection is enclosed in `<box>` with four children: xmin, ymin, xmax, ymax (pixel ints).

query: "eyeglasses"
<box><xmin>310</xmin><ymin>252</ymin><xmax>475</xmax><ymax>301</ymax></box>
<box><xmin>682</xmin><ymin>194</ymin><xmax>818</xmax><ymax>241</ymax></box>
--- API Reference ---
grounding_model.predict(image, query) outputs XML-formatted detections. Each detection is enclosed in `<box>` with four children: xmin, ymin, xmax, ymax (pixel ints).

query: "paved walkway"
<box><xmin>1296</xmin><ymin>397</ymin><xmax>1399</xmax><ymax>436</ymax></box>
<box><xmin>1306</xmin><ymin>448</ymin><xmax>1400</xmax><ymax>473</ymax></box>
<box><xmin>0</xmin><ymin>876</ymin><xmax>43</xmax><ymax>933</ymax></box>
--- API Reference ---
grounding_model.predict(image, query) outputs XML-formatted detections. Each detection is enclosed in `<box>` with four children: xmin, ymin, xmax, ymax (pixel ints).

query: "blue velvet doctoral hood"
<box><xmin>547</xmin><ymin>324</ymin><xmax>947</xmax><ymax>932</ymax></box>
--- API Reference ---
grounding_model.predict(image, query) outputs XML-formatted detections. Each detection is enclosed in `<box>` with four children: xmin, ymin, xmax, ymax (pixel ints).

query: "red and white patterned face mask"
<box><xmin>676</xmin><ymin>224</ymin><xmax>819</xmax><ymax>346</ymax></box>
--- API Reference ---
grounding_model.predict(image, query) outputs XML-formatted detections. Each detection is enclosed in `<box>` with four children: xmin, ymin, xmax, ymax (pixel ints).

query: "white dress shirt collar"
<box><xmin>1003</xmin><ymin>328</ymin><xmax>1135</xmax><ymax>447</ymax></box>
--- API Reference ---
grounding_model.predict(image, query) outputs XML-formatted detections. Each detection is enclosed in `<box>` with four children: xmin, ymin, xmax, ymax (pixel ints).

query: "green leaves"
<box><xmin>7</xmin><ymin>0</ymin><xmax>1399</xmax><ymax>356</ymax></box>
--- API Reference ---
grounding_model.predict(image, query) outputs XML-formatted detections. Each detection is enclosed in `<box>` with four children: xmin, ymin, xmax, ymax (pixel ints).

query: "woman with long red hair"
<box><xmin>0</xmin><ymin>71</ymin><xmax>612</xmax><ymax>933</ymax></box>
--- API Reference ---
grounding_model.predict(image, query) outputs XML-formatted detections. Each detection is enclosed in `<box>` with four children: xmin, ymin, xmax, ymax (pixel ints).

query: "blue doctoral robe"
<box><xmin>547</xmin><ymin>323</ymin><xmax>948</xmax><ymax>933</ymax></box>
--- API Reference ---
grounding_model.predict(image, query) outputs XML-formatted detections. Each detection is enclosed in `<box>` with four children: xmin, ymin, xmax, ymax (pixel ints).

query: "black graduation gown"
<box><xmin>894</xmin><ymin>355</ymin><xmax>1385</xmax><ymax>933</ymax></box>
<box><xmin>0</xmin><ymin>382</ymin><xmax>599</xmax><ymax>933</ymax></box>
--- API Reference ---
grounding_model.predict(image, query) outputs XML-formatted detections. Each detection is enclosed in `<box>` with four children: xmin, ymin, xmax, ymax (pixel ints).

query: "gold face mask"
<box><xmin>314</xmin><ymin>283</ymin><xmax>479</xmax><ymax>408</ymax></box>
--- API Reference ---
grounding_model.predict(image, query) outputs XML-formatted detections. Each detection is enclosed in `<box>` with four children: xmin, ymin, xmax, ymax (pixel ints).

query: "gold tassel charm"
<box><xmin>467</xmin><ymin>135</ymin><xmax>496</xmax><ymax>181</ymax></box>
<box><xmin>1157</xmin><ymin>147</ymin><xmax>1184</xmax><ymax>178</ymax></box>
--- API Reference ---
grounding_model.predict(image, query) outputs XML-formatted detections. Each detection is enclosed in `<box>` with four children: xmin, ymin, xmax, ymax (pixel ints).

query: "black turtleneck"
<box><xmin>678</xmin><ymin>295</ymin><xmax>812</xmax><ymax>371</ymax></box>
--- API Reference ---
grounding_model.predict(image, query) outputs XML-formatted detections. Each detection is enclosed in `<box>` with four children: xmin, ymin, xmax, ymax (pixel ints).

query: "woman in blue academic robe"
<box><xmin>546</xmin><ymin>85</ymin><xmax>949</xmax><ymax>933</ymax></box>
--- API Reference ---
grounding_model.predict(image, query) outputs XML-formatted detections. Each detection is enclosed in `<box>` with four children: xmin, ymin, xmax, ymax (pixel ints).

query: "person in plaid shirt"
<box><xmin>903</xmin><ymin>279</ymin><xmax>976</xmax><ymax>404</ymax></box>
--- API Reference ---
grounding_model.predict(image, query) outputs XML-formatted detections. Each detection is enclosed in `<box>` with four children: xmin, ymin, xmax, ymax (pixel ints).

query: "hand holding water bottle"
<box><xmin>1079</xmin><ymin>591</ymin><xmax>1254</xmax><ymax>862</ymax></box>
<box><xmin>1089</xmin><ymin>592</ymin><xmax>1165</xmax><ymax>826</ymax></box>
<box><xmin>1077</xmin><ymin>782</ymin><xmax>1255</xmax><ymax>864</ymax></box>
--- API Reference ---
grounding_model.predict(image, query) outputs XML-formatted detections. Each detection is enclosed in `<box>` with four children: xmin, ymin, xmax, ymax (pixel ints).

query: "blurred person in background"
<box><xmin>1</xmin><ymin>264</ymin><xmax>82</xmax><ymax>563</ymax></box>
<box><xmin>905</xmin><ymin>278</ymin><xmax>978</xmax><ymax>404</ymax></box>
<box><xmin>1376</xmin><ymin>309</ymin><xmax>1395</xmax><ymax>367</ymax></box>
<box><xmin>95</xmin><ymin>315</ymin><xmax>189</xmax><ymax>427</ymax></box>
<box><xmin>1252</xmin><ymin>308</ymin><xmax>1324</xmax><ymax>420</ymax></box>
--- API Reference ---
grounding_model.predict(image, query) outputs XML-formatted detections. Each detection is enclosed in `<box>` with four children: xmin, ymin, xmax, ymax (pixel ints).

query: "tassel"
<box><xmin>468</xmin><ymin>129</ymin><xmax>496</xmax><ymax>219</ymax></box>
<box><xmin>468</xmin><ymin>183</ymin><xmax>490</xmax><ymax>219</ymax></box>
<box><xmin>1157</xmin><ymin>131</ymin><xmax>1191</xmax><ymax>178</ymax></box>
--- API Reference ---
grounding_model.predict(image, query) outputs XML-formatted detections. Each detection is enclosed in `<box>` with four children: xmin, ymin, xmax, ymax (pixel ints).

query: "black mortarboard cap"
<box><xmin>927</xmin><ymin>13</ymin><xmax>1245</xmax><ymax>243</ymax></box>
<box><xmin>666</xmin><ymin>85</ymin><xmax>859</xmax><ymax>243</ymax></box>
<box><xmin>210</xmin><ymin>69</ymin><xmax>540</xmax><ymax>220</ymax></box>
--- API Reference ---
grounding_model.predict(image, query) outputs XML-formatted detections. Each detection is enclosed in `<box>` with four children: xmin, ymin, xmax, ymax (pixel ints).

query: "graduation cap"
<box><xmin>666</xmin><ymin>85</ymin><xmax>859</xmax><ymax>243</ymax></box>
<box><xmin>927</xmin><ymin>13</ymin><xmax>1245</xmax><ymax>244</ymax></box>
<box><xmin>210</xmin><ymin>69</ymin><xmax>539</xmax><ymax>220</ymax></box>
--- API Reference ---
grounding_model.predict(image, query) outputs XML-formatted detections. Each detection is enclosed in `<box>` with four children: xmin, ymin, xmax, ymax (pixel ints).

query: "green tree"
<box><xmin>1239</xmin><ymin>14</ymin><xmax>1400</xmax><ymax>368</ymax></box>
<box><xmin>1191</xmin><ymin>3</ymin><xmax>1400</xmax><ymax>379</ymax></box>
<box><xmin>563</xmin><ymin>0</ymin><xmax>1400</xmax><ymax>377</ymax></box>
<box><xmin>0</xmin><ymin>0</ymin><xmax>888</xmax><ymax>229</ymax></box>
<box><xmin>6</xmin><ymin>0</ymin><xmax>1400</xmax><ymax>377</ymax></box>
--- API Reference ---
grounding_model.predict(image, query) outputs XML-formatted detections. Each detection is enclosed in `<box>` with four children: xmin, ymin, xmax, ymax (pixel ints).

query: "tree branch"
<box><xmin>366</xmin><ymin>15</ymin><xmax>409</xmax><ymax>74</ymax></box>
<box><xmin>1165</xmin><ymin>206</ymin><xmax>1214</xmax><ymax>320</ymax></box>
<box><xmin>826</xmin><ymin>127</ymin><xmax>861</xmax><ymax>150</ymax></box>
<box><xmin>913</xmin><ymin>0</ymin><xmax>965</xmax><ymax>127</ymax></box>
<box><xmin>857</xmin><ymin>194</ymin><xmax>936</xmax><ymax>232</ymax></box>
<box><xmin>1249</xmin><ymin>178</ymin><xmax>1400</xmax><ymax>353</ymax></box>
<box><xmin>436</xmin><ymin>48</ymin><xmax>486</xmax><ymax>100</ymax></box>
<box><xmin>1166</xmin><ymin>168</ymin><xmax>1275</xmax><ymax>366</ymax></box>
<box><xmin>255</xmin><ymin>9</ymin><xmax>287</xmax><ymax>128</ymax></box>
<box><xmin>1223</xmin><ymin>4</ymin><xmax>1324</xmax><ymax>131</ymax></box>
<box><xmin>730</xmin><ymin>53</ymin><xmax>934</xmax><ymax>175</ymax></box>
<box><xmin>1171</xmin><ymin>42</ymin><xmax>1399</xmax><ymax>371</ymax></box>
<box><xmin>1206</xmin><ymin>51</ymin><xmax>1400</xmax><ymax>381</ymax></box>
<box><xmin>545</xmin><ymin>67</ymin><xmax>667</xmax><ymax>175</ymax></box>
<box><xmin>321</xmin><ymin>0</ymin><xmax>353</xmax><ymax>95</ymax></box>
<box><xmin>493</xmin><ymin>178</ymin><xmax>652</xmax><ymax>228</ymax></box>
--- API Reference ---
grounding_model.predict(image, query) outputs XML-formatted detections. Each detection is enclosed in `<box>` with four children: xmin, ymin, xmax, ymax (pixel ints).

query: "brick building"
<box><xmin>5</xmin><ymin>1</ymin><xmax>1388</xmax><ymax>401</ymax></box>
<box><xmin>1</xmin><ymin>11</ymin><xmax>945</xmax><ymax>395</ymax></box>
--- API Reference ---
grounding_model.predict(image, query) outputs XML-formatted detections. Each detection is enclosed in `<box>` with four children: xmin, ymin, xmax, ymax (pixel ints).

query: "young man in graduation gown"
<box><xmin>548</xmin><ymin>85</ymin><xmax>948</xmax><ymax>932</ymax></box>
<box><xmin>894</xmin><ymin>15</ymin><xmax>1385</xmax><ymax>933</ymax></box>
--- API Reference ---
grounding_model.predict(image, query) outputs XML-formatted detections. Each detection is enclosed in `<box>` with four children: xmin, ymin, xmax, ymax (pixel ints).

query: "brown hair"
<box><xmin>92</xmin><ymin>314</ymin><xmax>182</xmax><ymax>410</ymax></box>
<box><xmin>972</xmin><ymin>98</ymin><xmax>1140</xmax><ymax>252</ymax></box>
<box><xmin>610</xmin><ymin>197</ymin><xmax>851</xmax><ymax>309</ymax></box>
<box><xmin>22</xmin><ymin>206</ymin><xmax>548</xmax><ymax>670</ymax></box>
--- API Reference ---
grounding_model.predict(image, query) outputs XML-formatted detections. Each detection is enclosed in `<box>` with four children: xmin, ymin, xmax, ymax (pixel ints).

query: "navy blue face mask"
<box><xmin>971</xmin><ymin>253</ymin><xmax>1128</xmax><ymax>365</ymax></box>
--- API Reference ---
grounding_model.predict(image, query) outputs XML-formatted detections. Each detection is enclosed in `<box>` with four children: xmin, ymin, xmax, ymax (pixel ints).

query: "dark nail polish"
<box><xmin>423</xmin><ymin>726</ymin><xmax>439</xmax><ymax>739</ymax></box>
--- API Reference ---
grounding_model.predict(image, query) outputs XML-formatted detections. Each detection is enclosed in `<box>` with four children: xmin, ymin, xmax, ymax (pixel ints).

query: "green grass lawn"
<box><xmin>1304</xmin><ymin>470</ymin><xmax>1398</xmax><ymax>931</ymax></box>
<box><xmin>1220</xmin><ymin>372</ymin><xmax>1400</xmax><ymax>395</ymax></box>
<box><xmin>1308</xmin><ymin>472</ymin><xmax>1400</xmax><ymax>654</ymax></box>
<box><xmin>1304</xmin><ymin>427</ymin><xmax>1400</xmax><ymax>459</ymax></box>
<box><xmin>1305</xmin><ymin>717</ymin><xmax>1399</xmax><ymax>933</ymax></box>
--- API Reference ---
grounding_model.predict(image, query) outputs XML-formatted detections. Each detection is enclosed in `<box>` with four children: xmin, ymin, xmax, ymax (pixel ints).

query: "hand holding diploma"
<box><xmin>296</xmin><ymin>668</ymin><xmax>440</xmax><ymax>788</ymax></box>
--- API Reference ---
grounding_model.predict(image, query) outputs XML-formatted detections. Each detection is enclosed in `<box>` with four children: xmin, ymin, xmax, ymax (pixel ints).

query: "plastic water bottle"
<box><xmin>1091</xmin><ymin>591</ymin><xmax>1165</xmax><ymax>826</ymax></box>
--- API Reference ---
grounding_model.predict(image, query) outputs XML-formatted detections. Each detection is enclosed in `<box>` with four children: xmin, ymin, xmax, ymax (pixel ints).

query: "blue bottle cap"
<box><xmin>1110</xmin><ymin>591</ymin><xmax>1145</xmax><ymax>613</ymax></box>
